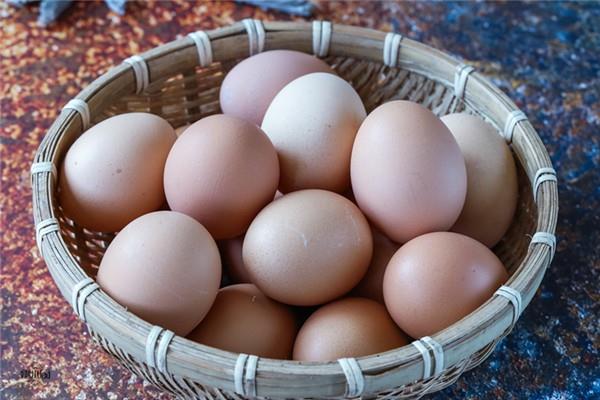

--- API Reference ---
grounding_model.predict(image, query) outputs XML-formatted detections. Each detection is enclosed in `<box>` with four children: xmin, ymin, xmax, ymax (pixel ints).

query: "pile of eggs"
<box><xmin>60</xmin><ymin>50</ymin><xmax>518</xmax><ymax>361</ymax></box>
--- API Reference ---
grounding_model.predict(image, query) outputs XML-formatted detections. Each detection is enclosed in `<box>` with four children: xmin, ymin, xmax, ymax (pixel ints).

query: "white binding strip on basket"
<box><xmin>412</xmin><ymin>336</ymin><xmax>444</xmax><ymax>379</ymax></box>
<box><xmin>35</xmin><ymin>217</ymin><xmax>59</xmax><ymax>252</ymax></box>
<box><xmin>495</xmin><ymin>285</ymin><xmax>522</xmax><ymax>331</ymax></box>
<box><xmin>71</xmin><ymin>277</ymin><xmax>100</xmax><ymax>322</ymax></box>
<box><xmin>123</xmin><ymin>55</ymin><xmax>150</xmax><ymax>94</ymax></box>
<box><xmin>338</xmin><ymin>357</ymin><xmax>365</xmax><ymax>397</ymax></box>
<box><xmin>454</xmin><ymin>63</ymin><xmax>475</xmax><ymax>99</ymax></box>
<box><xmin>145</xmin><ymin>326</ymin><xmax>175</xmax><ymax>373</ymax></box>
<box><xmin>71</xmin><ymin>277</ymin><xmax>93</xmax><ymax>313</ymax></box>
<box><xmin>533</xmin><ymin>167</ymin><xmax>557</xmax><ymax>203</ymax></box>
<box><xmin>234</xmin><ymin>353</ymin><xmax>259</xmax><ymax>396</ymax></box>
<box><xmin>188</xmin><ymin>30</ymin><xmax>213</xmax><ymax>67</ymax></box>
<box><xmin>312</xmin><ymin>20</ymin><xmax>332</xmax><ymax>58</ymax></box>
<box><xmin>242</xmin><ymin>19</ymin><xmax>265</xmax><ymax>56</ymax></box>
<box><xmin>531</xmin><ymin>231</ymin><xmax>557</xmax><ymax>261</ymax></box>
<box><xmin>244</xmin><ymin>354</ymin><xmax>258</xmax><ymax>397</ymax></box>
<box><xmin>421</xmin><ymin>336</ymin><xmax>444</xmax><ymax>376</ymax></box>
<box><xmin>156</xmin><ymin>329</ymin><xmax>175</xmax><ymax>374</ymax></box>
<box><xmin>411</xmin><ymin>340</ymin><xmax>432</xmax><ymax>379</ymax></box>
<box><xmin>503</xmin><ymin>110</ymin><xmax>528</xmax><ymax>143</ymax></box>
<box><xmin>146</xmin><ymin>326</ymin><xmax>162</xmax><ymax>369</ymax></box>
<box><xmin>63</xmin><ymin>98</ymin><xmax>91</xmax><ymax>130</ymax></box>
<box><xmin>383</xmin><ymin>32</ymin><xmax>402</xmax><ymax>67</ymax></box>
<box><xmin>31</xmin><ymin>161</ymin><xmax>57</xmax><ymax>182</ymax></box>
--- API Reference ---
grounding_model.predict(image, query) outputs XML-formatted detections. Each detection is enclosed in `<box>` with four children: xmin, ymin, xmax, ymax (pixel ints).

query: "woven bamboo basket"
<box><xmin>31</xmin><ymin>20</ymin><xmax>558</xmax><ymax>399</ymax></box>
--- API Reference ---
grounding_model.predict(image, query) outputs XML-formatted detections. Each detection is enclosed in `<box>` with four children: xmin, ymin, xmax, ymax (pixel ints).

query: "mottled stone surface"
<box><xmin>1</xmin><ymin>1</ymin><xmax>598</xmax><ymax>399</ymax></box>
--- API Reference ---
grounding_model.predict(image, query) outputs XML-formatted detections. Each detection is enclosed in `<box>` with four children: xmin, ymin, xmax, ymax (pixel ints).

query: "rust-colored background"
<box><xmin>2</xmin><ymin>1</ymin><xmax>598</xmax><ymax>399</ymax></box>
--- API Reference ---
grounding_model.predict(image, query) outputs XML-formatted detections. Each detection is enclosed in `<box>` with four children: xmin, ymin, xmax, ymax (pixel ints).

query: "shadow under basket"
<box><xmin>31</xmin><ymin>20</ymin><xmax>559</xmax><ymax>399</ymax></box>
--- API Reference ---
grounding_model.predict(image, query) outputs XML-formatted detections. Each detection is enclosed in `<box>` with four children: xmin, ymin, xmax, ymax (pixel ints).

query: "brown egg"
<box><xmin>59</xmin><ymin>112</ymin><xmax>176</xmax><ymax>232</ymax></box>
<box><xmin>163</xmin><ymin>114</ymin><xmax>279</xmax><ymax>239</ymax></box>
<box><xmin>220</xmin><ymin>50</ymin><xmax>334</xmax><ymax>126</ymax></box>
<box><xmin>187</xmin><ymin>284</ymin><xmax>297</xmax><ymax>359</ymax></box>
<box><xmin>262</xmin><ymin>73</ymin><xmax>366</xmax><ymax>193</ymax></box>
<box><xmin>352</xmin><ymin>228</ymin><xmax>399</xmax><ymax>304</ymax></box>
<box><xmin>97</xmin><ymin>211</ymin><xmax>221</xmax><ymax>336</ymax></box>
<box><xmin>383</xmin><ymin>232</ymin><xmax>508</xmax><ymax>338</ymax></box>
<box><xmin>219</xmin><ymin>235</ymin><xmax>252</xmax><ymax>284</ymax></box>
<box><xmin>243</xmin><ymin>190</ymin><xmax>373</xmax><ymax>306</ymax></box>
<box><xmin>441</xmin><ymin>113</ymin><xmax>519</xmax><ymax>247</ymax></box>
<box><xmin>293</xmin><ymin>297</ymin><xmax>410</xmax><ymax>362</ymax></box>
<box><xmin>350</xmin><ymin>101</ymin><xmax>467</xmax><ymax>243</ymax></box>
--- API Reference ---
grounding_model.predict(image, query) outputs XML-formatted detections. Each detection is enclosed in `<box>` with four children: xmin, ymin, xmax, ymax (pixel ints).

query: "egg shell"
<box><xmin>441</xmin><ymin>113</ymin><xmax>519</xmax><ymax>247</ymax></box>
<box><xmin>261</xmin><ymin>72</ymin><xmax>366</xmax><ymax>193</ymax></box>
<box><xmin>163</xmin><ymin>114</ymin><xmax>279</xmax><ymax>240</ymax></box>
<box><xmin>293</xmin><ymin>297</ymin><xmax>410</xmax><ymax>362</ymax></box>
<box><xmin>220</xmin><ymin>50</ymin><xmax>334</xmax><ymax>126</ymax></box>
<box><xmin>59</xmin><ymin>112</ymin><xmax>176</xmax><ymax>232</ymax></box>
<box><xmin>219</xmin><ymin>235</ymin><xmax>252</xmax><ymax>284</ymax></box>
<box><xmin>350</xmin><ymin>100</ymin><xmax>467</xmax><ymax>243</ymax></box>
<box><xmin>243</xmin><ymin>189</ymin><xmax>373</xmax><ymax>306</ymax></box>
<box><xmin>97</xmin><ymin>211</ymin><xmax>221</xmax><ymax>336</ymax></box>
<box><xmin>352</xmin><ymin>228</ymin><xmax>399</xmax><ymax>304</ymax></box>
<box><xmin>187</xmin><ymin>284</ymin><xmax>297</xmax><ymax>359</ymax></box>
<box><xmin>383</xmin><ymin>232</ymin><xmax>508</xmax><ymax>338</ymax></box>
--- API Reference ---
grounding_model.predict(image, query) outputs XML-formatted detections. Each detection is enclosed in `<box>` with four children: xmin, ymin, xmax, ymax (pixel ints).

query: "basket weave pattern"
<box><xmin>32</xmin><ymin>21</ymin><xmax>558</xmax><ymax>399</ymax></box>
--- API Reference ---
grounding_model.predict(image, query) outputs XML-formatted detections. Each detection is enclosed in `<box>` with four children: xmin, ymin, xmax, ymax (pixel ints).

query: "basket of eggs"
<box><xmin>32</xmin><ymin>20</ymin><xmax>558</xmax><ymax>399</ymax></box>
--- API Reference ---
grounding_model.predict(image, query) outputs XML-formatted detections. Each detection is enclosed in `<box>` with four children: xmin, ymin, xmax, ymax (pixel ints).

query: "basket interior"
<box><xmin>57</xmin><ymin>56</ymin><xmax>537</xmax><ymax>280</ymax></box>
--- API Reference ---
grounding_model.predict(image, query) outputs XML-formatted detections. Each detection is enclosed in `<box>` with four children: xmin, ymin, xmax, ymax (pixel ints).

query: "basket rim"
<box><xmin>31</xmin><ymin>20</ymin><xmax>559</xmax><ymax>398</ymax></box>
